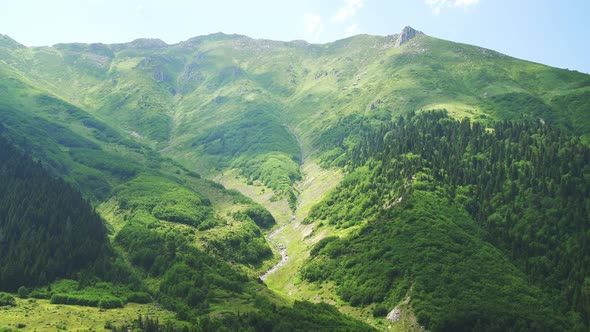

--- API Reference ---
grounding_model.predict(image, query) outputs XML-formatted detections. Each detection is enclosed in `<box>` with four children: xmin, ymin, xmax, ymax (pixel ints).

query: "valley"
<box><xmin>0</xmin><ymin>25</ymin><xmax>589</xmax><ymax>331</ymax></box>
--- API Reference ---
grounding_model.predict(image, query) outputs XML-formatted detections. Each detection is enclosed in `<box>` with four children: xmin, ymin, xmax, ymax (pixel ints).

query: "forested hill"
<box><xmin>303</xmin><ymin>111</ymin><xmax>590</xmax><ymax>331</ymax></box>
<box><xmin>0</xmin><ymin>136</ymin><xmax>112</xmax><ymax>291</ymax></box>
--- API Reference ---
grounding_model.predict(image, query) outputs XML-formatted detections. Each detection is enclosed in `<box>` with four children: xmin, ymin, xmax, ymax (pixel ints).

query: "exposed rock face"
<box><xmin>387</xmin><ymin>307</ymin><xmax>402</xmax><ymax>322</ymax></box>
<box><xmin>394</xmin><ymin>26</ymin><xmax>423</xmax><ymax>48</ymax></box>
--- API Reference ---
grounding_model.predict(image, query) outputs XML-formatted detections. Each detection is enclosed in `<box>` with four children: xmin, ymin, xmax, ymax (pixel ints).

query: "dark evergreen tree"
<box><xmin>0</xmin><ymin>136</ymin><xmax>112</xmax><ymax>291</ymax></box>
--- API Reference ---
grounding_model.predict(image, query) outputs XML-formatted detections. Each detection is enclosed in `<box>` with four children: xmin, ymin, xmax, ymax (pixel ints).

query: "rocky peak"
<box><xmin>394</xmin><ymin>26</ymin><xmax>423</xmax><ymax>47</ymax></box>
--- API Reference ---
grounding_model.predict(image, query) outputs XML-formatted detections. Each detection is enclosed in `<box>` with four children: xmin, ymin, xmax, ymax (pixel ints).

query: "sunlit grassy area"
<box><xmin>0</xmin><ymin>298</ymin><xmax>178</xmax><ymax>331</ymax></box>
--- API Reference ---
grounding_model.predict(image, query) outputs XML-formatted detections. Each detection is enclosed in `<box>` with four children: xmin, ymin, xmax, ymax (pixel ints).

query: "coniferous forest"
<box><xmin>303</xmin><ymin>111</ymin><xmax>590</xmax><ymax>331</ymax></box>
<box><xmin>0</xmin><ymin>137</ymin><xmax>112</xmax><ymax>291</ymax></box>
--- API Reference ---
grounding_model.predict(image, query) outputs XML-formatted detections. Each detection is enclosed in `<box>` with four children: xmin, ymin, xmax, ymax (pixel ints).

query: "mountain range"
<box><xmin>0</xmin><ymin>26</ymin><xmax>588</xmax><ymax>331</ymax></box>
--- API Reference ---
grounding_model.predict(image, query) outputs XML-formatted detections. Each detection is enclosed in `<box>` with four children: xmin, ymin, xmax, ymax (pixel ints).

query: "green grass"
<box><xmin>0</xmin><ymin>297</ymin><xmax>177</xmax><ymax>331</ymax></box>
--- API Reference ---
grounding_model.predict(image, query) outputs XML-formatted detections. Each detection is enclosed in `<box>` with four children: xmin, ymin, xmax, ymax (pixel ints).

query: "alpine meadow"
<box><xmin>0</xmin><ymin>20</ymin><xmax>589</xmax><ymax>332</ymax></box>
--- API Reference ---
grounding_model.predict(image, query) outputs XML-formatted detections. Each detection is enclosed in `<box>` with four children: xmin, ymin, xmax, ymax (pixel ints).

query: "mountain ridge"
<box><xmin>0</xmin><ymin>26</ymin><xmax>491</xmax><ymax>58</ymax></box>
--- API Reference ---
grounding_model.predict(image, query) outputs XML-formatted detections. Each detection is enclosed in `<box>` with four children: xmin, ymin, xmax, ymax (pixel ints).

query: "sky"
<box><xmin>0</xmin><ymin>0</ymin><xmax>588</xmax><ymax>73</ymax></box>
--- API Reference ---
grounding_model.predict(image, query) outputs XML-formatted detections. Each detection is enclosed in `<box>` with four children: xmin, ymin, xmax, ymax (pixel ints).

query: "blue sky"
<box><xmin>1</xmin><ymin>0</ymin><xmax>588</xmax><ymax>73</ymax></box>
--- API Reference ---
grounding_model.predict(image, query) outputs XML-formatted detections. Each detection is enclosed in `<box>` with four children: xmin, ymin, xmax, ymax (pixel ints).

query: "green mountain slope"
<box><xmin>0</xmin><ymin>26</ymin><xmax>589</xmax><ymax>331</ymax></box>
<box><xmin>0</xmin><ymin>41</ymin><xmax>371</xmax><ymax>330</ymax></box>
<box><xmin>2</xmin><ymin>27</ymin><xmax>588</xmax><ymax>205</ymax></box>
<box><xmin>302</xmin><ymin>111</ymin><xmax>590</xmax><ymax>330</ymax></box>
<box><xmin>305</xmin><ymin>190</ymin><xmax>566</xmax><ymax>331</ymax></box>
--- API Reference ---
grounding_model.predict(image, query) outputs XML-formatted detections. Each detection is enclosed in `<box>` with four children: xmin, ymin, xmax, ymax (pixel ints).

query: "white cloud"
<box><xmin>344</xmin><ymin>23</ymin><xmax>360</xmax><ymax>37</ymax></box>
<box><xmin>425</xmin><ymin>0</ymin><xmax>480</xmax><ymax>15</ymax></box>
<box><xmin>304</xmin><ymin>14</ymin><xmax>323</xmax><ymax>42</ymax></box>
<box><xmin>332</xmin><ymin>0</ymin><xmax>365</xmax><ymax>23</ymax></box>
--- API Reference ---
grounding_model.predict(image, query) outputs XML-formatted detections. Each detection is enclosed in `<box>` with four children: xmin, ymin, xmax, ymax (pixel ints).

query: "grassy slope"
<box><xmin>3</xmin><ymin>31</ymin><xmax>588</xmax><ymax>201</ymax></box>
<box><xmin>0</xmin><ymin>298</ymin><xmax>178</xmax><ymax>331</ymax></box>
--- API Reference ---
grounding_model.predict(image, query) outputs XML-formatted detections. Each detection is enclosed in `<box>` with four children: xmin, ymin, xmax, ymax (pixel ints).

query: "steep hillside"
<box><xmin>302</xmin><ymin>111</ymin><xmax>590</xmax><ymax>330</ymax></box>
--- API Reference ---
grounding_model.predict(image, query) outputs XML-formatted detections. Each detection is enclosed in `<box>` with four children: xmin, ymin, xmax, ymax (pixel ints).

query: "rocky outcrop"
<box><xmin>394</xmin><ymin>26</ymin><xmax>423</xmax><ymax>48</ymax></box>
<box><xmin>153</xmin><ymin>66</ymin><xmax>170</xmax><ymax>83</ymax></box>
<box><xmin>380</xmin><ymin>26</ymin><xmax>425</xmax><ymax>49</ymax></box>
<box><xmin>387</xmin><ymin>307</ymin><xmax>402</xmax><ymax>322</ymax></box>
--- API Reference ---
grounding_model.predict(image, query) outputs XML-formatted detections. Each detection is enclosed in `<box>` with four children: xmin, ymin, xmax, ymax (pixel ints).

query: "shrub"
<box><xmin>0</xmin><ymin>292</ymin><xmax>17</xmax><ymax>307</ymax></box>
<box><xmin>98</xmin><ymin>297</ymin><xmax>124</xmax><ymax>309</ymax></box>
<box><xmin>50</xmin><ymin>294</ymin><xmax>99</xmax><ymax>307</ymax></box>
<box><xmin>373</xmin><ymin>305</ymin><xmax>389</xmax><ymax>317</ymax></box>
<box><xmin>126</xmin><ymin>292</ymin><xmax>152</xmax><ymax>304</ymax></box>
<box><xmin>29</xmin><ymin>288</ymin><xmax>51</xmax><ymax>299</ymax></box>
<box><xmin>244</xmin><ymin>205</ymin><xmax>275</xmax><ymax>229</ymax></box>
<box><xmin>17</xmin><ymin>286</ymin><xmax>29</xmax><ymax>299</ymax></box>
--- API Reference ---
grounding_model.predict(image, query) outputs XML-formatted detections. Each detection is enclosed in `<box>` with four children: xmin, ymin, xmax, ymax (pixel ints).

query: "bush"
<box><xmin>50</xmin><ymin>294</ymin><xmax>100</xmax><ymax>307</ymax></box>
<box><xmin>373</xmin><ymin>305</ymin><xmax>389</xmax><ymax>317</ymax></box>
<box><xmin>0</xmin><ymin>292</ymin><xmax>16</xmax><ymax>307</ymax></box>
<box><xmin>244</xmin><ymin>205</ymin><xmax>275</xmax><ymax>229</ymax></box>
<box><xmin>126</xmin><ymin>292</ymin><xmax>152</xmax><ymax>304</ymax></box>
<box><xmin>98</xmin><ymin>297</ymin><xmax>124</xmax><ymax>309</ymax></box>
<box><xmin>196</xmin><ymin>218</ymin><xmax>219</xmax><ymax>231</ymax></box>
<box><xmin>49</xmin><ymin>293</ymin><xmax>125</xmax><ymax>309</ymax></box>
<box><xmin>29</xmin><ymin>288</ymin><xmax>51</xmax><ymax>299</ymax></box>
<box><xmin>17</xmin><ymin>286</ymin><xmax>29</xmax><ymax>299</ymax></box>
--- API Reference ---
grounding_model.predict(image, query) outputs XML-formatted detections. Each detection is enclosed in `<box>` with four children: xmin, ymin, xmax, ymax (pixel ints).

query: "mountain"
<box><xmin>0</xmin><ymin>26</ymin><xmax>588</xmax><ymax>331</ymax></box>
<box><xmin>1</xmin><ymin>26</ymin><xmax>588</xmax><ymax>205</ymax></box>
